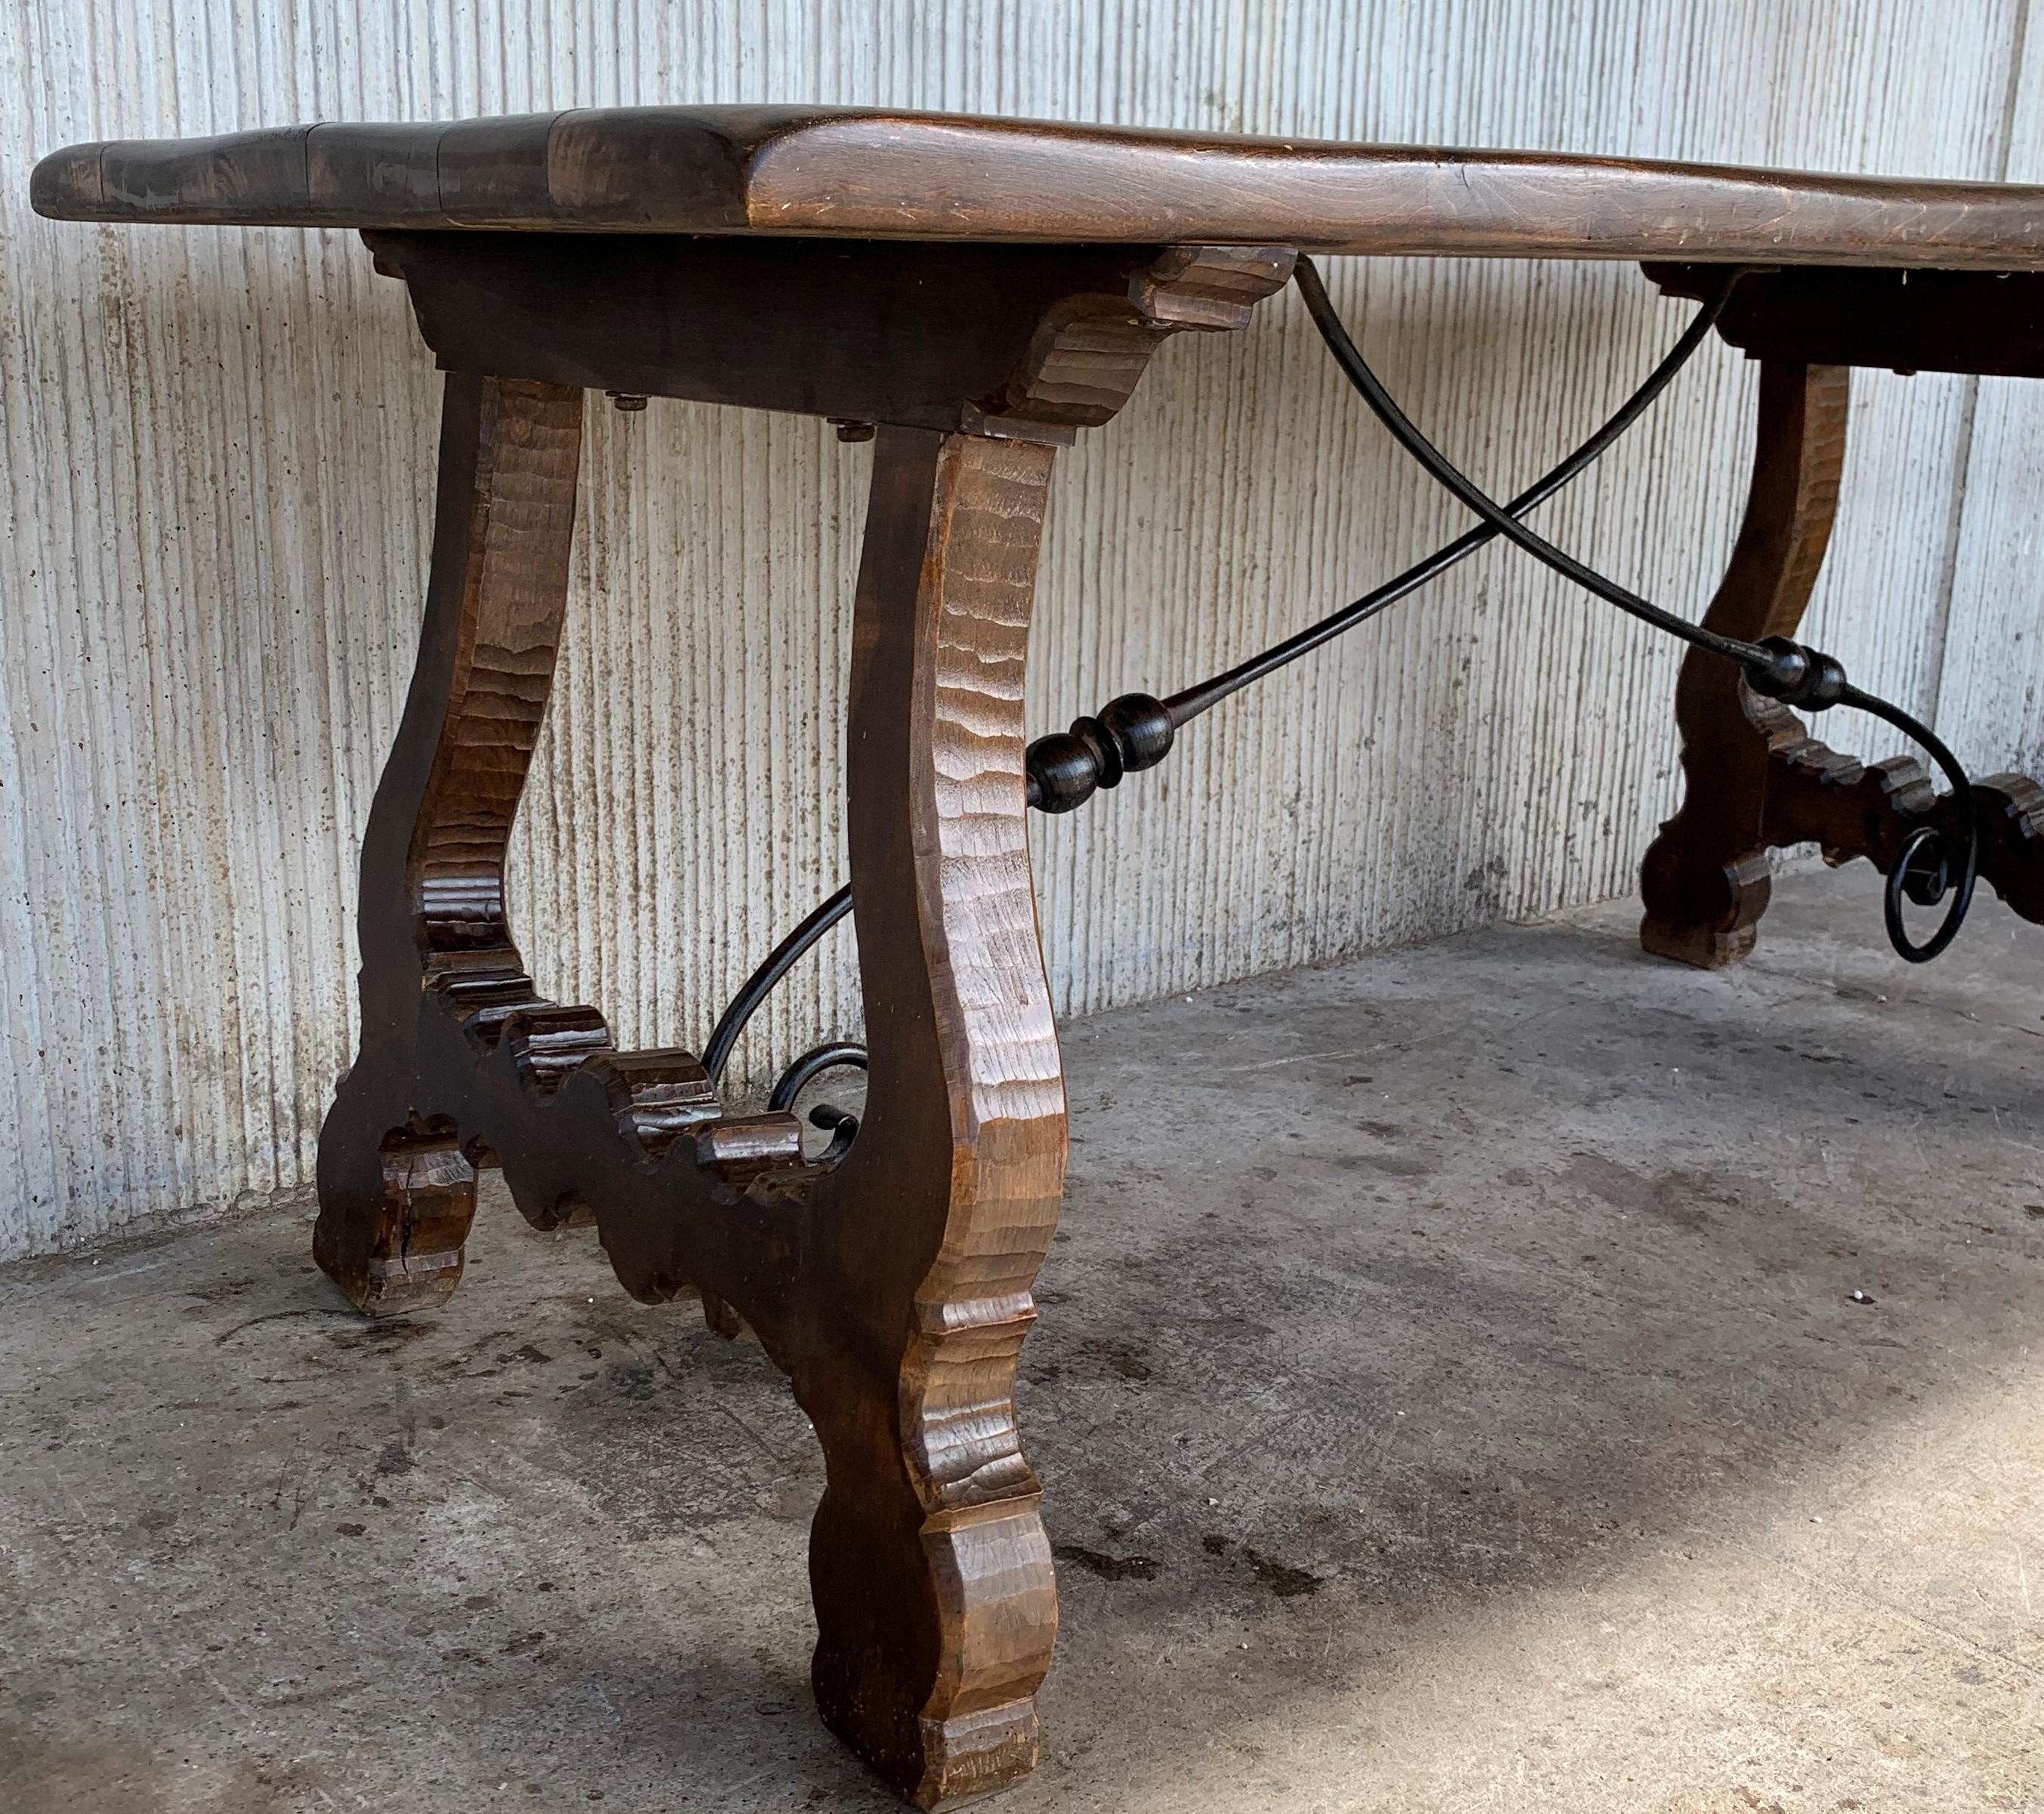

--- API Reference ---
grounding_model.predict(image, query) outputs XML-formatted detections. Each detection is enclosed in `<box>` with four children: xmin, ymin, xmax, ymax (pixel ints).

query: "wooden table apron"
<box><xmin>30</xmin><ymin>105</ymin><xmax>2044</xmax><ymax>1812</ymax></box>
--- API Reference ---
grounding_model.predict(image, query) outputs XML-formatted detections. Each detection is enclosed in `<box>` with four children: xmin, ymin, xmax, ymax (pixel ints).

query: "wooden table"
<box><xmin>34</xmin><ymin>107</ymin><xmax>2044</xmax><ymax>1808</ymax></box>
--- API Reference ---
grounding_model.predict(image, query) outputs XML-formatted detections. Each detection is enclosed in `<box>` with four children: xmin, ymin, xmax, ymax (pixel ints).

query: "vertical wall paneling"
<box><xmin>1937</xmin><ymin>0</ymin><xmax>2044</xmax><ymax>778</ymax></box>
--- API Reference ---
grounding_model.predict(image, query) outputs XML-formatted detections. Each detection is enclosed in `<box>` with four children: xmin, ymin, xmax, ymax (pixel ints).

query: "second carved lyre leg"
<box><xmin>1639</xmin><ymin>359</ymin><xmax>1849</xmax><ymax>966</ymax></box>
<box><xmin>1632</xmin><ymin>264</ymin><xmax>2044</xmax><ymax>960</ymax></box>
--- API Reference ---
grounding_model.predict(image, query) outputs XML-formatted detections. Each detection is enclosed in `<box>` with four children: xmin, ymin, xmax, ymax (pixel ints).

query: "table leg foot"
<box><xmin>806</xmin><ymin>1382</ymin><xmax>1056</xmax><ymax>1809</ymax></box>
<box><xmin>314</xmin><ymin>1103</ymin><xmax>476</xmax><ymax>1316</ymax></box>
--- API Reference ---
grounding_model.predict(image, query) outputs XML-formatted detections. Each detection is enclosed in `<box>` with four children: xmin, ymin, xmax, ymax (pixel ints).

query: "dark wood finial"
<box><xmin>1027</xmin><ymin>693</ymin><xmax>1174</xmax><ymax>813</ymax></box>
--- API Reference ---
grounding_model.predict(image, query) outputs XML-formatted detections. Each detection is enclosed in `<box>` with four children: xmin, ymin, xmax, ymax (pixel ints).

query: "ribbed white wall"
<box><xmin>4</xmin><ymin>0</ymin><xmax>2041</xmax><ymax>1256</ymax></box>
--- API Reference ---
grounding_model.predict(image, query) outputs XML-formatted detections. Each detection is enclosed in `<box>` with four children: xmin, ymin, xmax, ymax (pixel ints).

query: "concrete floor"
<box><xmin>3</xmin><ymin>864</ymin><xmax>2041</xmax><ymax>1814</ymax></box>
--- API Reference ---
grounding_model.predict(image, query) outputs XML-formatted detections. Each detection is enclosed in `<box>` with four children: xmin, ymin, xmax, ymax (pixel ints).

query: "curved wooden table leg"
<box><xmin>316</xmin><ymin>372</ymin><xmax>584</xmax><ymax>1313</ymax></box>
<box><xmin>1639</xmin><ymin>360</ymin><xmax>1848</xmax><ymax>967</ymax></box>
<box><xmin>791</xmin><ymin>427</ymin><xmax>1067</xmax><ymax>1809</ymax></box>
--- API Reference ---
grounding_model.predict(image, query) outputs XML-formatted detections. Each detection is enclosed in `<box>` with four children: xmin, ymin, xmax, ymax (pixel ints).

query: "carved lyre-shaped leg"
<box><xmin>309</xmin><ymin>236</ymin><xmax>1293</xmax><ymax>1800</ymax></box>
<box><xmin>316</xmin><ymin>372</ymin><xmax>584</xmax><ymax>1312</ymax></box>
<box><xmin>1639</xmin><ymin>360</ymin><xmax>1849</xmax><ymax>966</ymax></box>
<box><xmin>790</xmin><ymin>428</ymin><xmax>1066</xmax><ymax>1809</ymax></box>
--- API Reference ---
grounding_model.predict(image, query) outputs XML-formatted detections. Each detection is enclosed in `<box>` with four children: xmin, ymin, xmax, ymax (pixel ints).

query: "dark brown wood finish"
<box><xmin>1639</xmin><ymin>353</ymin><xmax>2044</xmax><ymax>963</ymax></box>
<box><xmin>310</xmin><ymin>238</ymin><xmax>1290</xmax><ymax>1806</ymax></box>
<box><xmin>1648</xmin><ymin>261</ymin><xmax>2044</xmax><ymax>378</ymax></box>
<box><xmin>314</xmin><ymin>371</ymin><xmax>588</xmax><ymax>1310</ymax></box>
<box><xmin>1639</xmin><ymin>360</ymin><xmax>1850</xmax><ymax>967</ymax></box>
<box><xmin>360</xmin><ymin>232</ymin><xmax>1295</xmax><ymax>436</ymax></box>
<box><xmin>32</xmin><ymin>106</ymin><xmax>2044</xmax><ymax>267</ymax></box>
<box><xmin>798</xmin><ymin>425</ymin><xmax>1067</xmax><ymax>1803</ymax></box>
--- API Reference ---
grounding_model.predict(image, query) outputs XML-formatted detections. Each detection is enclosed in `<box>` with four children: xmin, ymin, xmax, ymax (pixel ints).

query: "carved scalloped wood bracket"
<box><xmin>967</xmin><ymin>244</ymin><xmax>1296</xmax><ymax>441</ymax></box>
<box><xmin>1756</xmin><ymin>699</ymin><xmax>2044</xmax><ymax>926</ymax></box>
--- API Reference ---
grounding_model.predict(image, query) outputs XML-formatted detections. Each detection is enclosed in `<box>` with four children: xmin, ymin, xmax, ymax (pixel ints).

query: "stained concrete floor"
<box><xmin>4</xmin><ymin>864</ymin><xmax>2042</xmax><ymax>1814</ymax></box>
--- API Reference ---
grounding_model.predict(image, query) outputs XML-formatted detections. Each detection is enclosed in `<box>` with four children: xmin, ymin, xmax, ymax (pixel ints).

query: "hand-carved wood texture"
<box><xmin>18</xmin><ymin>16</ymin><xmax>2044</xmax><ymax>1262</ymax></box>
<box><xmin>313</xmin><ymin>372</ymin><xmax>586</xmax><ymax>1309</ymax></box>
<box><xmin>972</xmin><ymin>245</ymin><xmax>1297</xmax><ymax>438</ymax></box>
<box><xmin>314</xmin><ymin>396</ymin><xmax>1069</xmax><ymax>1808</ymax></box>
<box><xmin>313</xmin><ymin>369</ymin><xmax>813</xmax><ymax>1322</ymax></box>
<box><xmin>1703</xmin><ymin>701</ymin><xmax>2044</xmax><ymax>944</ymax></box>
<box><xmin>30</xmin><ymin>73</ymin><xmax>2044</xmax><ymax>1812</ymax></box>
<box><xmin>794</xmin><ymin>428</ymin><xmax>1066</xmax><ymax>1806</ymax></box>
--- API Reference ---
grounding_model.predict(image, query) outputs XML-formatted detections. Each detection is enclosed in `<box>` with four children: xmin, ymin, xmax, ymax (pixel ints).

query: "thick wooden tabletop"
<box><xmin>32</xmin><ymin>106</ymin><xmax>2044</xmax><ymax>269</ymax></box>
